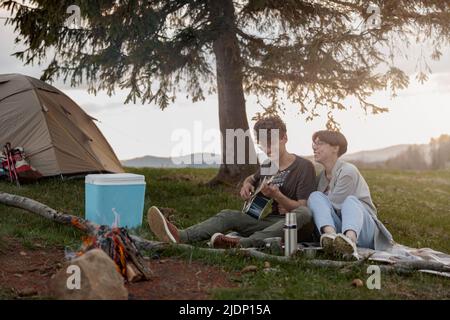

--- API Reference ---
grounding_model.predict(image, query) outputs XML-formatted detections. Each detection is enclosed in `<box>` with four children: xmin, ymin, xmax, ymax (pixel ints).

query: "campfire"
<box><xmin>0</xmin><ymin>192</ymin><xmax>153</xmax><ymax>283</ymax></box>
<box><xmin>73</xmin><ymin>223</ymin><xmax>153</xmax><ymax>283</ymax></box>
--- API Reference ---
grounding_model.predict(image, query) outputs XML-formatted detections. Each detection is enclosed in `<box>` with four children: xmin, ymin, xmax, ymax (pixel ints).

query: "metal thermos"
<box><xmin>284</xmin><ymin>212</ymin><xmax>297</xmax><ymax>256</ymax></box>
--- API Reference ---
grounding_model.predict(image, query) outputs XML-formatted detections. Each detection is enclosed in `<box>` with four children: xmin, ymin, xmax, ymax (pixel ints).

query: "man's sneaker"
<box><xmin>320</xmin><ymin>233</ymin><xmax>337</xmax><ymax>254</ymax></box>
<box><xmin>334</xmin><ymin>233</ymin><xmax>359</xmax><ymax>260</ymax></box>
<box><xmin>147</xmin><ymin>206</ymin><xmax>180</xmax><ymax>243</ymax></box>
<box><xmin>210</xmin><ymin>233</ymin><xmax>240</xmax><ymax>249</ymax></box>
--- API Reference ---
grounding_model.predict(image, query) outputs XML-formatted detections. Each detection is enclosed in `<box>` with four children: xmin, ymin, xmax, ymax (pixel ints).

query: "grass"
<box><xmin>0</xmin><ymin>167</ymin><xmax>449</xmax><ymax>299</ymax></box>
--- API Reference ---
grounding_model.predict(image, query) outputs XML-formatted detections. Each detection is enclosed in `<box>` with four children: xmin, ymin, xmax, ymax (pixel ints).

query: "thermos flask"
<box><xmin>284</xmin><ymin>212</ymin><xmax>297</xmax><ymax>256</ymax></box>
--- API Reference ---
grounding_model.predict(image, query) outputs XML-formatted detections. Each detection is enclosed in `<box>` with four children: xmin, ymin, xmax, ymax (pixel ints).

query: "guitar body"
<box><xmin>242</xmin><ymin>193</ymin><xmax>272</xmax><ymax>219</ymax></box>
<box><xmin>242</xmin><ymin>168</ymin><xmax>291</xmax><ymax>219</ymax></box>
<box><xmin>242</xmin><ymin>176</ymin><xmax>274</xmax><ymax>220</ymax></box>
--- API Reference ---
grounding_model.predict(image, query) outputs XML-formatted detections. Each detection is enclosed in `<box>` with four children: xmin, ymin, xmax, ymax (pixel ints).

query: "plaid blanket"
<box><xmin>357</xmin><ymin>244</ymin><xmax>450</xmax><ymax>277</ymax></box>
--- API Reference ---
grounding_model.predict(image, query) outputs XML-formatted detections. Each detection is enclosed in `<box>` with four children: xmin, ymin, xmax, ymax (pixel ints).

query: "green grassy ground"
<box><xmin>0</xmin><ymin>168</ymin><xmax>449</xmax><ymax>299</ymax></box>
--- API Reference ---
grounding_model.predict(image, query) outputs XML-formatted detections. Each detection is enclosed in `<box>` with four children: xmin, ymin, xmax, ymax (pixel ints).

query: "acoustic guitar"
<box><xmin>242</xmin><ymin>170</ymin><xmax>289</xmax><ymax>219</ymax></box>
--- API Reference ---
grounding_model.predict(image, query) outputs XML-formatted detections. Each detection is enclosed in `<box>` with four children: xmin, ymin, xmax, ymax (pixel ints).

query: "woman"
<box><xmin>307</xmin><ymin>130</ymin><xmax>393</xmax><ymax>259</ymax></box>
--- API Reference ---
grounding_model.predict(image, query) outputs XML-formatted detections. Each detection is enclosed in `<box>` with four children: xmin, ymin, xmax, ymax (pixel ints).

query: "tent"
<box><xmin>0</xmin><ymin>73</ymin><xmax>124</xmax><ymax>177</ymax></box>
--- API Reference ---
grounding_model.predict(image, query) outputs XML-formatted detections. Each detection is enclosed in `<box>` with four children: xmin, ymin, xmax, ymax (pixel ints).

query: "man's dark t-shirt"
<box><xmin>252</xmin><ymin>155</ymin><xmax>316</xmax><ymax>215</ymax></box>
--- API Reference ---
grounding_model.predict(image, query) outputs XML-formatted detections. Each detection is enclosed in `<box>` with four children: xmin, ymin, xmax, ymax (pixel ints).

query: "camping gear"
<box><xmin>284</xmin><ymin>212</ymin><xmax>297</xmax><ymax>256</ymax></box>
<box><xmin>1</xmin><ymin>143</ymin><xmax>42</xmax><ymax>184</ymax></box>
<box><xmin>2</xmin><ymin>142</ymin><xmax>20</xmax><ymax>186</ymax></box>
<box><xmin>0</xmin><ymin>73</ymin><xmax>123</xmax><ymax>177</ymax></box>
<box><xmin>85</xmin><ymin>173</ymin><xmax>146</xmax><ymax>228</ymax></box>
<box><xmin>0</xmin><ymin>152</ymin><xmax>5</xmax><ymax>179</ymax></box>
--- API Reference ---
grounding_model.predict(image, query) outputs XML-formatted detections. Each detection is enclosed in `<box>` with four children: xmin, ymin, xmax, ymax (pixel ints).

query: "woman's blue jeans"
<box><xmin>307</xmin><ymin>191</ymin><xmax>376</xmax><ymax>249</ymax></box>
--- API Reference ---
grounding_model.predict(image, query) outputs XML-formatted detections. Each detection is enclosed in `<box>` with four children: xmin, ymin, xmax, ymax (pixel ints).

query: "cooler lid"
<box><xmin>85</xmin><ymin>173</ymin><xmax>145</xmax><ymax>185</ymax></box>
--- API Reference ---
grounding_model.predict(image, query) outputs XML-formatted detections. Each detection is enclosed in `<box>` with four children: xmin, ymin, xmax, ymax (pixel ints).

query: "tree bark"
<box><xmin>208</xmin><ymin>0</ymin><xmax>258</xmax><ymax>187</ymax></box>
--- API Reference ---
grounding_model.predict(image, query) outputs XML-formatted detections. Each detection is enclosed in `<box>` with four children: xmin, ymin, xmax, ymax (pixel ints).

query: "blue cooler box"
<box><xmin>85</xmin><ymin>173</ymin><xmax>146</xmax><ymax>228</ymax></box>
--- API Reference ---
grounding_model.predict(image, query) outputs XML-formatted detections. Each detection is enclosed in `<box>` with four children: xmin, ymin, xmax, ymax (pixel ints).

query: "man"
<box><xmin>147</xmin><ymin>115</ymin><xmax>317</xmax><ymax>248</ymax></box>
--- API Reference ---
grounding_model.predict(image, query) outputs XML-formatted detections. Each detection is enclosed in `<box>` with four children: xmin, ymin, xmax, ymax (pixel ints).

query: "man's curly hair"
<box><xmin>253</xmin><ymin>115</ymin><xmax>287</xmax><ymax>142</ymax></box>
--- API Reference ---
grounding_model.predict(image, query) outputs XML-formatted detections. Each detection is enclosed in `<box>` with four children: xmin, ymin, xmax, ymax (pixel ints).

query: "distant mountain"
<box><xmin>122</xmin><ymin>141</ymin><xmax>446</xmax><ymax>170</ymax></box>
<box><xmin>341</xmin><ymin>144</ymin><xmax>414</xmax><ymax>163</ymax></box>
<box><xmin>121</xmin><ymin>153</ymin><xmax>221</xmax><ymax>168</ymax></box>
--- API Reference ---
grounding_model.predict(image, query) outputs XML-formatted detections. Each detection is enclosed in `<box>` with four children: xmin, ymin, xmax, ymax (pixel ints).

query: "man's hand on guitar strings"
<box><xmin>240</xmin><ymin>181</ymin><xmax>255</xmax><ymax>200</ymax></box>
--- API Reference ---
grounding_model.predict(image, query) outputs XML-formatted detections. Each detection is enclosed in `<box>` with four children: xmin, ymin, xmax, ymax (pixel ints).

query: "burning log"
<box><xmin>0</xmin><ymin>191</ymin><xmax>152</xmax><ymax>282</ymax></box>
<box><xmin>77</xmin><ymin>226</ymin><xmax>153</xmax><ymax>281</ymax></box>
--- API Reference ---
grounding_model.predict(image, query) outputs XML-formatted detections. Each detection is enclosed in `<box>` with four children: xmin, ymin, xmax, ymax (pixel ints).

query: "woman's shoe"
<box><xmin>320</xmin><ymin>233</ymin><xmax>337</xmax><ymax>255</ymax></box>
<box><xmin>333</xmin><ymin>233</ymin><xmax>359</xmax><ymax>260</ymax></box>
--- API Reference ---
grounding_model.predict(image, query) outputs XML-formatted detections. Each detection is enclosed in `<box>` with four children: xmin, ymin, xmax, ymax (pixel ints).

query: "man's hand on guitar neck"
<box><xmin>260</xmin><ymin>182</ymin><xmax>281</xmax><ymax>199</ymax></box>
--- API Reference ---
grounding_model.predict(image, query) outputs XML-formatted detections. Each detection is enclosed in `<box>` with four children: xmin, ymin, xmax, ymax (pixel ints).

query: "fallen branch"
<box><xmin>0</xmin><ymin>191</ymin><xmax>96</xmax><ymax>234</ymax></box>
<box><xmin>0</xmin><ymin>192</ymin><xmax>151</xmax><ymax>281</ymax></box>
<box><xmin>2</xmin><ymin>192</ymin><xmax>449</xmax><ymax>276</ymax></box>
<box><xmin>130</xmin><ymin>235</ymin><xmax>450</xmax><ymax>274</ymax></box>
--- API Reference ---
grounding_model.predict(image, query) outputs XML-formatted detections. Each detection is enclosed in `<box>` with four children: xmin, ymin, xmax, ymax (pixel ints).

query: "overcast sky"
<box><xmin>1</xmin><ymin>8</ymin><xmax>449</xmax><ymax>160</ymax></box>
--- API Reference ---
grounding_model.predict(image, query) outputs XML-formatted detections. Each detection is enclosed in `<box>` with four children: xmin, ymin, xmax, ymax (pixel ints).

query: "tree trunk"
<box><xmin>208</xmin><ymin>0</ymin><xmax>258</xmax><ymax>187</ymax></box>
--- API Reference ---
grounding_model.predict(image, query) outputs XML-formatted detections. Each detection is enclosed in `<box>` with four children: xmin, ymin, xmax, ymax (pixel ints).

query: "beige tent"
<box><xmin>0</xmin><ymin>73</ymin><xmax>124</xmax><ymax>177</ymax></box>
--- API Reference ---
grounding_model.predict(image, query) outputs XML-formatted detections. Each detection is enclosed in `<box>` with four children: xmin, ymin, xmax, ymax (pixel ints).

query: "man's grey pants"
<box><xmin>179</xmin><ymin>207</ymin><xmax>314</xmax><ymax>248</ymax></box>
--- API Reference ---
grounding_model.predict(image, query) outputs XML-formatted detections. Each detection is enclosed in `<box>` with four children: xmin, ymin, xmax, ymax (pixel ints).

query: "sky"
<box><xmin>1</xmin><ymin>8</ymin><xmax>450</xmax><ymax>160</ymax></box>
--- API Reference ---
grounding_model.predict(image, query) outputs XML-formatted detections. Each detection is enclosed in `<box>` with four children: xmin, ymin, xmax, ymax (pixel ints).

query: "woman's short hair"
<box><xmin>312</xmin><ymin>130</ymin><xmax>348</xmax><ymax>157</ymax></box>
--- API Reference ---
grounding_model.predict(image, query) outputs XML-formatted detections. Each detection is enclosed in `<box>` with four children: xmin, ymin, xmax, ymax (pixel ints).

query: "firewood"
<box><xmin>0</xmin><ymin>192</ymin><xmax>150</xmax><ymax>281</ymax></box>
<box><xmin>126</xmin><ymin>262</ymin><xmax>143</xmax><ymax>283</ymax></box>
